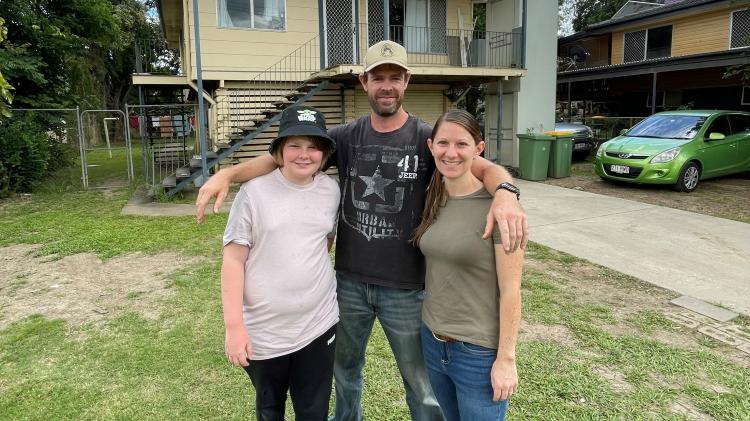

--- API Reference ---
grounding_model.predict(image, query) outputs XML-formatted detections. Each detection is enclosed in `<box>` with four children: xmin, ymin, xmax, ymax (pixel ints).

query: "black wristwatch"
<box><xmin>495</xmin><ymin>182</ymin><xmax>520</xmax><ymax>200</ymax></box>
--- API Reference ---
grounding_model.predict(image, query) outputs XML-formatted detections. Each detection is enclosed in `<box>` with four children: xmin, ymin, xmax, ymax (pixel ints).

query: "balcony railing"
<box><xmin>326</xmin><ymin>23</ymin><xmax>524</xmax><ymax>69</ymax></box>
<box><xmin>134</xmin><ymin>39</ymin><xmax>182</xmax><ymax>75</ymax></box>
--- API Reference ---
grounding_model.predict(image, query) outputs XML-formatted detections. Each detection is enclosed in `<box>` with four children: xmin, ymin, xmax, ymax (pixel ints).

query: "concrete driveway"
<box><xmin>518</xmin><ymin>180</ymin><xmax>750</xmax><ymax>316</ymax></box>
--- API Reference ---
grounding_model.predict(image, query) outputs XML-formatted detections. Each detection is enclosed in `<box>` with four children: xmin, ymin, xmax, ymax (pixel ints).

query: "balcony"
<box><xmin>324</xmin><ymin>24</ymin><xmax>523</xmax><ymax>69</ymax></box>
<box><xmin>132</xmin><ymin>39</ymin><xmax>186</xmax><ymax>87</ymax></box>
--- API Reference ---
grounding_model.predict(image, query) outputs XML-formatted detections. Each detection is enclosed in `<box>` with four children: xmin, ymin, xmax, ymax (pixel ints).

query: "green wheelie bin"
<box><xmin>545</xmin><ymin>131</ymin><xmax>575</xmax><ymax>178</ymax></box>
<box><xmin>517</xmin><ymin>133</ymin><xmax>553</xmax><ymax>181</ymax></box>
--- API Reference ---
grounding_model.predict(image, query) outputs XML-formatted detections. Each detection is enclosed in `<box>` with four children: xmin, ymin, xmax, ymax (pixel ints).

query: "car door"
<box><xmin>698</xmin><ymin>115</ymin><xmax>738</xmax><ymax>178</ymax></box>
<box><xmin>727</xmin><ymin>114</ymin><xmax>750</xmax><ymax>171</ymax></box>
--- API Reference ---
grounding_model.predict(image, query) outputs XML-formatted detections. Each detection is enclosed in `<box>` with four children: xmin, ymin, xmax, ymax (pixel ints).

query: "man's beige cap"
<box><xmin>364</xmin><ymin>40</ymin><xmax>410</xmax><ymax>72</ymax></box>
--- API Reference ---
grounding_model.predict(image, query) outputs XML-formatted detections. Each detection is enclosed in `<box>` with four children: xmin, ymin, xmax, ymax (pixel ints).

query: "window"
<box><xmin>217</xmin><ymin>0</ymin><xmax>285</xmax><ymax>30</ymax></box>
<box><xmin>646</xmin><ymin>26</ymin><xmax>672</xmax><ymax>59</ymax></box>
<box><xmin>381</xmin><ymin>0</ymin><xmax>446</xmax><ymax>53</ymax></box>
<box><xmin>730</xmin><ymin>9</ymin><xmax>750</xmax><ymax>49</ymax></box>
<box><xmin>742</xmin><ymin>86</ymin><xmax>750</xmax><ymax>105</ymax></box>
<box><xmin>705</xmin><ymin>116</ymin><xmax>730</xmax><ymax>137</ymax></box>
<box><xmin>728</xmin><ymin>114</ymin><xmax>750</xmax><ymax>134</ymax></box>
<box><xmin>623</xmin><ymin>25</ymin><xmax>672</xmax><ymax>63</ymax></box>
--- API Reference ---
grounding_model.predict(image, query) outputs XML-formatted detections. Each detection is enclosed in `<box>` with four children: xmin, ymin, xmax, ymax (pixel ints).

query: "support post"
<box><xmin>384</xmin><ymin>1</ymin><xmax>390</xmax><ymax>40</ymax></box>
<box><xmin>192</xmin><ymin>0</ymin><xmax>209</xmax><ymax>184</ymax></box>
<box><xmin>651</xmin><ymin>72</ymin><xmax>658</xmax><ymax>115</ymax></box>
<box><xmin>496</xmin><ymin>80</ymin><xmax>503</xmax><ymax>164</ymax></box>
<box><xmin>567</xmin><ymin>81</ymin><xmax>572</xmax><ymax>122</ymax></box>
<box><xmin>319</xmin><ymin>0</ymin><xmax>326</xmax><ymax>68</ymax></box>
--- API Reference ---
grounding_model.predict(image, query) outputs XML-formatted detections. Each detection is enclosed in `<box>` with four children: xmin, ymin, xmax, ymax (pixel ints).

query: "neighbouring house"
<box><xmin>557</xmin><ymin>0</ymin><xmax>750</xmax><ymax>122</ymax></box>
<box><xmin>132</xmin><ymin>0</ymin><xmax>557</xmax><ymax>195</ymax></box>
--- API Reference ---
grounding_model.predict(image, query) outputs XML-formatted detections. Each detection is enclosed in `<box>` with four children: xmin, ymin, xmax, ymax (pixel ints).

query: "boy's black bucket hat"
<box><xmin>269</xmin><ymin>105</ymin><xmax>335</xmax><ymax>155</ymax></box>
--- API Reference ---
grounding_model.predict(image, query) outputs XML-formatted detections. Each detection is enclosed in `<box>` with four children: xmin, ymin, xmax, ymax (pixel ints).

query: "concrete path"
<box><xmin>518</xmin><ymin>180</ymin><xmax>750</xmax><ymax>317</ymax></box>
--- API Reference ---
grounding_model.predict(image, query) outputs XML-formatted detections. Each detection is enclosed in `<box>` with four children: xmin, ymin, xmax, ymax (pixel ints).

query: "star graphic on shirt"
<box><xmin>359</xmin><ymin>166</ymin><xmax>394</xmax><ymax>201</ymax></box>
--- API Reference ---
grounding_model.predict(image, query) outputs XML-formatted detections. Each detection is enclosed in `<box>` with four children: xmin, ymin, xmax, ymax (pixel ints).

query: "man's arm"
<box><xmin>195</xmin><ymin>154</ymin><xmax>277</xmax><ymax>223</ymax></box>
<box><xmin>490</xmin><ymin>244</ymin><xmax>523</xmax><ymax>401</ymax></box>
<box><xmin>471</xmin><ymin>157</ymin><xmax>529</xmax><ymax>251</ymax></box>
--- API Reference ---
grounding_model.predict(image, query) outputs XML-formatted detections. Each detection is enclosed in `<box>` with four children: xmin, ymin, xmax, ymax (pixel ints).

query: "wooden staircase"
<box><xmin>162</xmin><ymin>79</ymin><xmax>331</xmax><ymax>195</ymax></box>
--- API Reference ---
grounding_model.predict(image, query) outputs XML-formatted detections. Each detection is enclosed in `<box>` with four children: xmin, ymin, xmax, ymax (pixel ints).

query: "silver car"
<box><xmin>554</xmin><ymin>122</ymin><xmax>595</xmax><ymax>157</ymax></box>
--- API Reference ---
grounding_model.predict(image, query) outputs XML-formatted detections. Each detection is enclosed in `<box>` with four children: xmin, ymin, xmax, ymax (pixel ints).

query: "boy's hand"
<box><xmin>196</xmin><ymin>171</ymin><xmax>231</xmax><ymax>224</ymax></box>
<box><xmin>225</xmin><ymin>327</ymin><xmax>252</xmax><ymax>367</ymax></box>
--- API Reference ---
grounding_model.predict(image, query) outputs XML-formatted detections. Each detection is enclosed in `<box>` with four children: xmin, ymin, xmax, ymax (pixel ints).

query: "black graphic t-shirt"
<box><xmin>329</xmin><ymin>115</ymin><xmax>435</xmax><ymax>290</ymax></box>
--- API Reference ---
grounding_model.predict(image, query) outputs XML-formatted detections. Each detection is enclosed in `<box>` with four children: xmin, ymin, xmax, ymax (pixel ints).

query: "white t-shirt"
<box><xmin>223</xmin><ymin>169</ymin><xmax>340</xmax><ymax>360</ymax></box>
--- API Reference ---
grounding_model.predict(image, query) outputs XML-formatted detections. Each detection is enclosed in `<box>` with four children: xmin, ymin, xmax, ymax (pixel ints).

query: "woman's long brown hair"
<box><xmin>410</xmin><ymin>109</ymin><xmax>483</xmax><ymax>246</ymax></box>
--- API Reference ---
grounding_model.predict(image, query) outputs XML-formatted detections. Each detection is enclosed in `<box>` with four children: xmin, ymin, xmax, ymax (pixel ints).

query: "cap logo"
<box><xmin>297</xmin><ymin>109</ymin><xmax>317</xmax><ymax>122</ymax></box>
<box><xmin>380</xmin><ymin>44</ymin><xmax>394</xmax><ymax>58</ymax></box>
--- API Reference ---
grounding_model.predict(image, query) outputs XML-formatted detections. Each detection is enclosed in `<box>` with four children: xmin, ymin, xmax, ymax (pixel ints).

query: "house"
<box><xmin>557</xmin><ymin>0</ymin><xmax>750</xmax><ymax>122</ymax></box>
<box><xmin>132</xmin><ymin>0</ymin><xmax>557</xmax><ymax>195</ymax></box>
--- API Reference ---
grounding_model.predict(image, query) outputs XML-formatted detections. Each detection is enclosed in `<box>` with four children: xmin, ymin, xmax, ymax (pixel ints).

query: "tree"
<box><xmin>0</xmin><ymin>18</ymin><xmax>12</xmax><ymax>119</ymax></box>
<box><xmin>569</xmin><ymin>0</ymin><xmax>629</xmax><ymax>33</ymax></box>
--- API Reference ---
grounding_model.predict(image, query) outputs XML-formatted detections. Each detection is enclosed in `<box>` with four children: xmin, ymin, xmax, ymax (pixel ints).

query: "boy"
<box><xmin>221</xmin><ymin>105</ymin><xmax>340</xmax><ymax>420</ymax></box>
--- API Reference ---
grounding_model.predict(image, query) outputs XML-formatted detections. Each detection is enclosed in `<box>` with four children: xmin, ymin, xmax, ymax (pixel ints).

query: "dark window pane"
<box><xmin>221</xmin><ymin>0</ymin><xmax>251</xmax><ymax>28</ymax></box>
<box><xmin>706</xmin><ymin>116</ymin><xmax>730</xmax><ymax>137</ymax></box>
<box><xmin>646</xmin><ymin>26</ymin><xmax>671</xmax><ymax>59</ymax></box>
<box><xmin>728</xmin><ymin>114</ymin><xmax>750</xmax><ymax>134</ymax></box>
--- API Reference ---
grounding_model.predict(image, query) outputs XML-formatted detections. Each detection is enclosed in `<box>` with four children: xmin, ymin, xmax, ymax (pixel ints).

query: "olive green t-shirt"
<box><xmin>420</xmin><ymin>188</ymin><xmax>501</xmax><ymax>349</ymax></box>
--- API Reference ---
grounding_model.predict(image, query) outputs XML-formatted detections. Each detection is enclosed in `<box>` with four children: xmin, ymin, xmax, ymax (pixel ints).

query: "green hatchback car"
<box><xmin>594</xmin><ymin>110</ymin><xmax>750</xmax><ymax>192</ymax></box>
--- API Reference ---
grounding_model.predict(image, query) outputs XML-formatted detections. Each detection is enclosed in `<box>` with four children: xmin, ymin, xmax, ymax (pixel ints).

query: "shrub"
<box><xmin>0</xmin><ymin>114</ymin><xmax>73</xmax><ymax>197</ymax></box>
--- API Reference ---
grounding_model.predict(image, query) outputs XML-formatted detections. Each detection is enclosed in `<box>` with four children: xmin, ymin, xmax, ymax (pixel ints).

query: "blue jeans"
<box><xmin>421</xmin><ymin>324</ymin><xmax>508</xmax><ymax>421</ymax></box>
<box><xmin>332</xmin><ymin>275</ymin><xmax>444</xmax><ymax>421</ymax></box>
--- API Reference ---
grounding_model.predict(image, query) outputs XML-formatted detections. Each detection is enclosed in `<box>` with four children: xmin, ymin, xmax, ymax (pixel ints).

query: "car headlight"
<box><xmin>651</xmin><ymin>147</ymin><xmax>681</xmax><ymax>163</ymax></box>
<box><xmin>596</xmin><ymin>144</ymin><xmax>605</xmax><ymax>157</ymax></box>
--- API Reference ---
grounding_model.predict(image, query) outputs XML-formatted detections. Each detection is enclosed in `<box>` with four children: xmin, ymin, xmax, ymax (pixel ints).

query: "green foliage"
<box><xmin>0</xmin><ymin>18</ymin><xmax>13</xmax><ymax>119</ymax></box>
<box><xmin>0</xmin><ymin>0</ymin><xmax>166</xmax><ymax>111</ymax></box>
<box><xmin>569</xmin><ymin>0</ymin><xmax>629</xmax><ymax>32</ymax></box>
<box><xmin>0</xmin><ymin>116</ymin><xmax>48</xmax><ymax>196</ymax></box>
<box><xmin>0</xmin><ymin>113</ymin><xmax>75</xmax><ymax>197</ymax></box>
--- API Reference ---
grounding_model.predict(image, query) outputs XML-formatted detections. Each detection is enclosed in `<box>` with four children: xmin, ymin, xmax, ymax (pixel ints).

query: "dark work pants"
<box><xmin>244</xmin><ymin>324</ymin><xmax>337</xmax><ymax>421</ymax></box>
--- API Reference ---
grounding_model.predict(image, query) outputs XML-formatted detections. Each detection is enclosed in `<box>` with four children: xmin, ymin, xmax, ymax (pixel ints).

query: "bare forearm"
<box><xmin>497</xmin><ymin>290</ymin><xmax>521</xmax><ymax>361</ymax></box>
<box><xmin>495</xmin><ymin>246</ymin><xmax>524</xmax><ymax>361</ymax></box>
<box><xmin>221</xmin><ymin>258</ymin><xmax>246</xmax><ymax>329</ymax></box>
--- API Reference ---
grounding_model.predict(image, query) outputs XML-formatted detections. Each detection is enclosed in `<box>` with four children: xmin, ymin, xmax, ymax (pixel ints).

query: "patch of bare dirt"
<box><xmin>519</xmin><ymin>321</ymin><xmax>577</xmax><ymax>347</ymax></box>
<box><xmin>543</xmin><ymin>161</ymin><xmax>750</xmax><ymax>223</ymax></box>
<box><xmin>669</xmin><ymin>399</ymin><xmax>714</xmax><ymax>421</ymax></box>
<box><xmin>591</xmin><ymin>365</ymin><xmax>633</xmax><ymax>393</ymax></box>
<box><xmin>525</xmin><ymin>253</ymin><xmax>750</xmax><ymax>369</ymax></box>
<box><xmin>0</xmin><ymin>244</ymin><xmax>203</xmax><ymax>330</ymax></box>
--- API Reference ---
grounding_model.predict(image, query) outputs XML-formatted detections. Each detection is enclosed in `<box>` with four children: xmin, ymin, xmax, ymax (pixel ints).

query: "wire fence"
<box><xmin>7</xmin><ymin>108</ymin><xmax>137</xmax><ymax>189</ymax></box>
<box><xmin>126</xmin><ymin>103</ymin><xmax>202</xmax><ymax>191</ymax></box>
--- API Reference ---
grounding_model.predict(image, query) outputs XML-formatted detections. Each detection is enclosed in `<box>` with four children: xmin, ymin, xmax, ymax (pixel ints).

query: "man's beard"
<box><xmin>368</xmin><ymin>93</ymin><xmax>402</xmax><ymax>117</ymax></box>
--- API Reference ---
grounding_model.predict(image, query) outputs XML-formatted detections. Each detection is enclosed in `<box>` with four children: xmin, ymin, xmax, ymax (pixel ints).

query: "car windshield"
<box><xmin>625</xmin><ymin>115</ymin><xmax>707</xmax><ymax>140</ymax></box>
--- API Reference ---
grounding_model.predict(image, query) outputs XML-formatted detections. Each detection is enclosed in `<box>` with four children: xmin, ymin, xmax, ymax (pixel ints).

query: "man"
<box><xmin>196</xmin><ymin>40</ymin><xmax>528</xmax><ymax>420</ymax></box>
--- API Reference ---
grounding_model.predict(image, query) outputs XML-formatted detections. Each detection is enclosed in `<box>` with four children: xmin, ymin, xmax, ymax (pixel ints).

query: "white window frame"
<box><xmin>729</xmin><ymin>8</ymin><xmax>750</xmax><ymax>49</ymax></box>
<box><xmin>622</xmin><ymin>25</ymin><xmax>672</xmax><ymax>63</ymax></box>
<box><xmin>216</xmin><ymin>0</ymin><xmax>287</xmax><ymax>32</ymax></box>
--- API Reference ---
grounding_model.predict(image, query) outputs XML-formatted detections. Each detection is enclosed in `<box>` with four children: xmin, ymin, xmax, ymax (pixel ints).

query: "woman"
<box><xmin>412</xmin><ymin>109</ymin><xmax>524</xmax><ymax>421</ymax></box>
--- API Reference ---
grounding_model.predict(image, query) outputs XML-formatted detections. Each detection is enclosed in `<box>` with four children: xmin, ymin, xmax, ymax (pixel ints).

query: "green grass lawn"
<box><xmin>1</xmin><ymin>174</ymin><xmax>749</xmax><ymax>419</ymax></box>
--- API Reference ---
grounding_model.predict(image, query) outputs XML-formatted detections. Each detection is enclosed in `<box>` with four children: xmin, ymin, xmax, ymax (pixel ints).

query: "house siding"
<box><xmin>186</xmin><ymin>0</ymin><xmax>320</xmax><ymax>81</ymax></box>
<box><xmin>610</xmin><ymin>5</ymin><xmax>742</xmax><ymax>65</ymax></box>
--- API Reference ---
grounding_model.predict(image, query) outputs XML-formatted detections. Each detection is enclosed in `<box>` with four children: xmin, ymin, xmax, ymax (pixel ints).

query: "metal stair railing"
<box><xmin>166</xmin><ymin>32</ymin><xmax>328</xmax><ymax>197</ymax></box>
<box><xmin>166</xmin><ymin>81</ymin><xmax>330</xmax><ymax>197</ymax></box>
<box><xmin>217</xmin><ymin>32</ymin><xmax>324</xmax><ymax>145</ymax></box>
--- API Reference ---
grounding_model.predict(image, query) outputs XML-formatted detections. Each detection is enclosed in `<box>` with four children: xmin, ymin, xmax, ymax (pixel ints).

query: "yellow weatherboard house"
<box><xmin>132</xmin><ymin>0</ymin><xmax>557</xmax><ymax>195</ymax></box>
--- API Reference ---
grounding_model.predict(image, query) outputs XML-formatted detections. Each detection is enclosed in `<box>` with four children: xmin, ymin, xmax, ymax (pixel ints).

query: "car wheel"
<box><xmin>674</xmin><ymin>162</ymin><xmax>700</xmax><ymax>192</ymax></box>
